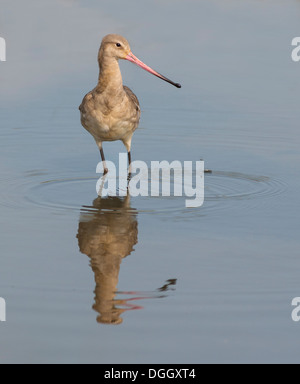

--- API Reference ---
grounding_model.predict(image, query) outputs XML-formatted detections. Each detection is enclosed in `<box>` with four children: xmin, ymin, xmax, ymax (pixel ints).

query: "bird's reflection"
<box><xmin>77</xmin><ymin>192</ymin><xmax>138</xmax><ymax>324</ymax></box>
<box><xmin>77</xmin><ymin>180</ymin><xmax>177</xmax><ymax>325</ymax></box>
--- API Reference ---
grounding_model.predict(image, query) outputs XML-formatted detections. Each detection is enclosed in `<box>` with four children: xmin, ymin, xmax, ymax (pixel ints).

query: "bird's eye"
<box><xmin>116</xmin><ymin>43</ymin><xmax>121</xmax><ymax>47</ymax></box>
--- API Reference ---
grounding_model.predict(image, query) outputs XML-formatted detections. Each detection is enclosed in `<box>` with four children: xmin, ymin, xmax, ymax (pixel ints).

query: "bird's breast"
<box><xmin>80</xmin><ymin>90</ymin><xmax>140</xmax><ymax>142</ymax></box>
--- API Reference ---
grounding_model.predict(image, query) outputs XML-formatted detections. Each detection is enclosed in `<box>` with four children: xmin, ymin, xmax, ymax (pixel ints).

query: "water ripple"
<box><xmin>1</xmin><ymin>169</ymin><xmax>284</xmax><ymax>218</ymax></box>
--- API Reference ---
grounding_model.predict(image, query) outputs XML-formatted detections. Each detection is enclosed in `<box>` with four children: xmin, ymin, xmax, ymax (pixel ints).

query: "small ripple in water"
<box><xmin>8</xmin><ymin>169</ymin><xmax>287</xmax><ymax>218</ymax></box>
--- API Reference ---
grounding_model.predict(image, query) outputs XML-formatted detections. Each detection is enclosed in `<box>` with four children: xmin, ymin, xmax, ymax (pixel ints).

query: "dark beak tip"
<box><xmin>176</xmin><ymin>83</ymin><xmax>182</xmax><ymax>89</ymax></box>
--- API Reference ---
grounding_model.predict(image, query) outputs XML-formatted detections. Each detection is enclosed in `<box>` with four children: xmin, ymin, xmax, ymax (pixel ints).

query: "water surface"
<box><xmin>0</xmin><ymin>0</ymin><xmax>300</xmax><ymax>363</ymax></box>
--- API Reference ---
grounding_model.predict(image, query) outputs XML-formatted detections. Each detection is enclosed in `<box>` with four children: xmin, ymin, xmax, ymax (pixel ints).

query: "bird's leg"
<box><xmin>127</xmin><ymin>151</ymin><xmax>132</xmax><ymax>181</ymax></box>
<box><xmin>122</xmin><ymin>138</ymin><xmax>132</xmax><ymax>179</ymax></box>
<box><xmin>100</xmin><ymin>147</ymin><xmax>108</xmax><ymax>174</ymax></box>
<box><xmin>128</xmin><ymin>151</ymin><xmax>132</xmax><ymax>167</ymax></box>
<box><xmin>96</xmin><ymin>172</ymin><xmax>107</xmax><ymax>197</ymax></box>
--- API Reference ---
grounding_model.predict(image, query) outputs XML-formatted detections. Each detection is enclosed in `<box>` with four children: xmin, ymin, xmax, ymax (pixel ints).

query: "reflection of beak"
<box><xmin>125</xmin><ymin>52</ymin><xmax>181</xmax><ymax>88</ymax></box>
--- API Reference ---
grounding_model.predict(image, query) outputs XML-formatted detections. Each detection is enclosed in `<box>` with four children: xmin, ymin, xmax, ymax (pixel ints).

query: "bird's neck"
<box><xmin>96</xmin><ymin>56</ymin><xmax>124</xmax><ymax>95</ymax></box>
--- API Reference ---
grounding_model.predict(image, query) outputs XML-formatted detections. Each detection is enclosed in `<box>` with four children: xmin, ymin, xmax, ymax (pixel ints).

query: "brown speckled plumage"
<box><xmin>79</xmin><ymin>34</ymin><xmax>180</xmax><ymax>174</ymax></box>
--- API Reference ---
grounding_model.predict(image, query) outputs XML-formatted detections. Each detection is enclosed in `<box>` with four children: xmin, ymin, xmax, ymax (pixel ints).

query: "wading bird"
<box><xmin>79</xmin><ymin>34</ymin><xmax>181</xmax><ymax>174</ymax></box>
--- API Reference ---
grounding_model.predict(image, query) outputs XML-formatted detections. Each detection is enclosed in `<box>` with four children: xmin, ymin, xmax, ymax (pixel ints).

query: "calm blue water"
<box><xmin>0</xmin><ymin>0</ymin><xmax>300</xmax><ymax>363</ymax></box>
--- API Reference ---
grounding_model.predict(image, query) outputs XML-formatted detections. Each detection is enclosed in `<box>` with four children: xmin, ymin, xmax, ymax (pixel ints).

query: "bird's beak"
<box><xmin>125</xmin><ymin>52</ymin><xmax>181</xmax><ymax>89</ymax></box>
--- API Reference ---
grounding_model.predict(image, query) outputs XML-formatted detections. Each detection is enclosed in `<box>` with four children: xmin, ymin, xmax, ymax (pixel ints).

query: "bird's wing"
<box><xmin>123</xmin><ymin>86</ymin><xmax>140</xmax><ymax>112</ymax></box>
<box><xmin>79</xmin><ymin>91</ymin><xmax>93</xmax><ymax>113</ymax></box>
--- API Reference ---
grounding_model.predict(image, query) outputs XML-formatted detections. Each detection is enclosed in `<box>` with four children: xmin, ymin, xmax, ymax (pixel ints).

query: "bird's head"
<box><xmin>99</xmin><ymin>34</ymin><xmax>131</xmax><ymax>60</ymax></box>
<box><xmin>99</xmin><ymin>34</ymin><xmax>181</xmax><ymax>88</ymax></box>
